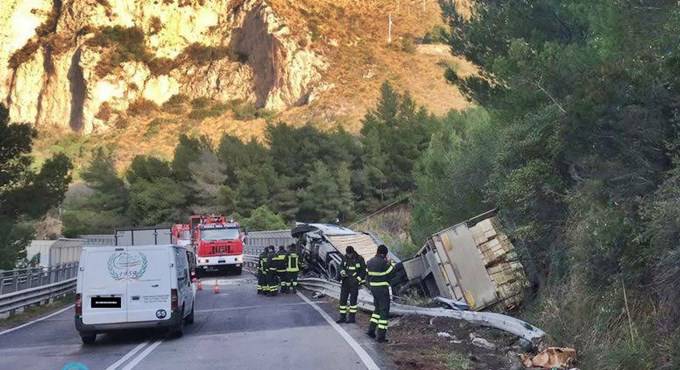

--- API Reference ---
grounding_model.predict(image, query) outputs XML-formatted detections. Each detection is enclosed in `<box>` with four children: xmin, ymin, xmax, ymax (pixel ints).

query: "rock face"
<box><xmin>0</xmin><ymin>0</ymin><xmax>326</xmax><ymax>133</ymax></box>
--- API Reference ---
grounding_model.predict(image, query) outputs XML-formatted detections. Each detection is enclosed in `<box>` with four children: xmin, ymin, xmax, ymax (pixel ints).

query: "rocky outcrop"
<box><xmin>0</xmin><ymin>0</ymin><xmax>326</xmax><ymax>133</ymax></box>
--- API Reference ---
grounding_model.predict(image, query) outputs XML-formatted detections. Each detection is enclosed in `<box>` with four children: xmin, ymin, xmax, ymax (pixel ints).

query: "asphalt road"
<box><xmin>0</xmin><ymin>274</ymin><xmax>389</xmax><ymax>370</ymax></box>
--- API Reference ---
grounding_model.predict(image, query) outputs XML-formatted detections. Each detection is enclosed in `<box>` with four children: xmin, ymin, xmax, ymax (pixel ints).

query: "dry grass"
<box><xmin>33</xmin><ymin>0</ymin><xmax>476</xmax><ymax>170</ymax></box>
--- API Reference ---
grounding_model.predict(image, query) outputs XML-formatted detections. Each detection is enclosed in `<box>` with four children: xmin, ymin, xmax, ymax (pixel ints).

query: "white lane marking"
<box><xmin>0</xmin><ymin>304</ymin><xmax>74</xmax><ymax>336</ymax></box>
<box><xmin>105</xmin><ymin>341</ymin><xmax>149</xmax><ymax>370</ymax></box>
<box><xmin>297</xmin><ymin>292</ymin><xmax>380</xmax><ymax>370</ymax></box>
<box><xmin>196</xmin><ymin>302</ymin><xmax>308</xmax><ymax>313</ymax></box>
<box><xmin>121</xmin><ymin>339</ymin><xmax>163</xmax><ymax>370</ymax></box>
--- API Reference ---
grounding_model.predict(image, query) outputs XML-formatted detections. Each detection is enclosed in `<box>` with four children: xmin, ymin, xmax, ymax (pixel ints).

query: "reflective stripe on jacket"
<box><xmin>287</xmin><ymin>253</ymin><xmax>300</xmax><ymax>272</ymax></box>
<box><xmin>366</xmin><ymin>255</ymin><xmax>395</xmax><ymax>287</ymax></box>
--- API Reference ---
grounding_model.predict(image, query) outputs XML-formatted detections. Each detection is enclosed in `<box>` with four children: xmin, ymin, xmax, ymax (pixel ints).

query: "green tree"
<box><xmin>127</xmin><ymin>156</ymin><xmax>185</xmax><ymax>225</ymax></box>
<box><xmin>172</xmin><ymin>134</ymin><xmax>210</xmax><ymax>182</ymax></box>
<box><xmin>411</xmin><ymin>109</ymin><xmax>496</xmax><ymax>243</ymax></box>
<box><xmin>241</xmin><ymin>205</ymin><xmax>287</xmax><ymax>231</ymax></box>
<box><xmin>297</xmin><ymin>161</ymin><xmax>341</xmax><ymax>222</ymax></box>
<box><xmin>63</xmin><ymin>148</ymin><xmax>129</xmax><ymax>236</ymax></box>
<box><xmin>0</xmin><ymin>105</ymin><xmax>72</xmax><ymax>268</ymax></box>
<box><xmin>187</xmin><ymin>149</ymin><xmax>228</xmax><ymax>214</ymax></box>
<box><xmin>359</xmin><ymin>81</ymin><xmax>435</xmax><ymax>210</ymax></box>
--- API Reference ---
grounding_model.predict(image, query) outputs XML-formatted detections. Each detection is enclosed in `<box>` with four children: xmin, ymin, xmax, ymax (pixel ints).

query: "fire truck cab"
<box><xmin>192</xmin><ymin>216</ymin><xmax>244</xmax><ymax>276</ymax></box>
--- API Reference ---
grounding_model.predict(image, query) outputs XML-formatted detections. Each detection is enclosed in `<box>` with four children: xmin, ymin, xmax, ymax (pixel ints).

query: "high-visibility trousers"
<box><xmin>266</xmin><ymin>269</ymin><xmax>279</xmax><ymax>292</ymax></box>
<box><xmin>287</xmin><ymin>271</ymin><xmax>299</xmax><ymax>289</ymax></box>
<box><xmin>257</xmin><ymin>269</ymin><xmax>266</xmax><ymax>292</ymax></box>
<box><xmin>339</xmin><ymin>278</ymin><xmax>359</xmax><ymax>316</ymax></box>
<box><xmin>369</xmin><ymin>286</ymin><xmax>390</xmax><ymax>335</ymax></box>
<box><xmin>277</xmin><ymin>270</ymin><xmax>289</xmax><ymax>288</ymax></box>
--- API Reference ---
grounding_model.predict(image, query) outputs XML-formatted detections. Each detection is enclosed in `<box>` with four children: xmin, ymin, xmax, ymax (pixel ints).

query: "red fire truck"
<box><xmin>188</xmin><ymin>215</ymin><xmax>244</xmax><ymax>275</ymax></box>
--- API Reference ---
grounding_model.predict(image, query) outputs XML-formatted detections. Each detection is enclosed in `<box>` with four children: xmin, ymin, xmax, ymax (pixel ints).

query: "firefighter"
<box><xmin>275</xmin><ymin>245</ymin><xmax>289</xmax><ymax>293</ymax></box>
<box><xmin>257</xmin><ymin>247</ymin><xmax>269</xmax><ymax>294</ymax></box>
<box><xmin>366</xmin><ymin>244</ymin><xmax>395</xmax><ymax>343</ymax></box>
<box><xmin>266</xmin><ymin>246</ymin><xmax>279</xmax><ymax>295</ymax></box>
<box><xmin>286</xmin><ymin>244</ymin><xmax>300</xmax><ymax>293</ymax></box>
<box><xmin>336</xmin><ymin>246</ymin><xmax>366</xmax><ymax>324</ymax></box>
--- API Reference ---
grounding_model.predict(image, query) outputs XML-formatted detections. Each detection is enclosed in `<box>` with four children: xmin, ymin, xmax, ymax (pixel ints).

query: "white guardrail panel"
<box><xmin>242</xmin><ymin>253</ymin><xmax>544</xmax><ymax>343</ymax></box>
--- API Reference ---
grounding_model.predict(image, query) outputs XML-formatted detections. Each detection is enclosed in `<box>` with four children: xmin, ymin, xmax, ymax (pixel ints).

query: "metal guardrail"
<box><xmin>298</xmin><ymin>277</ymin><xmax>545</xmax><ymax>344</ymax></box>
<box><xmin>0</xmin><ymin>263</ymin><xmax>78</xmax><ymax>315</ymax></box>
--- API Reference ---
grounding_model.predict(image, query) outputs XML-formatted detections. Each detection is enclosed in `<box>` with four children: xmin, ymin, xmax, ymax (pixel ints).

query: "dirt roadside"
<box><xmin>300</xmin><ymin>289</ymin><xmax>528</xmax><ymax>370</ymax></box>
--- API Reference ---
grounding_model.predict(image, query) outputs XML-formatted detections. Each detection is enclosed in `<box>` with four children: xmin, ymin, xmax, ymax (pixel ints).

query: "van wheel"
<box><xmin>185</xmin><ymin>305</ymin><xmax>194</xmax><ymax>325</ymax></box>
<box><xmin>234</xmin><ymin>266</ymin><xmax>242</xmax><ymax>275</ymax></box>
<box><xmin>81</xmin><ymin>334</ymin><xmax>96</xmax><ymax>345</ymax></box>
<box><xmin>173</xmin><ymin>309</ymin><xmax>185</xmax><ymax>338</ymax></box>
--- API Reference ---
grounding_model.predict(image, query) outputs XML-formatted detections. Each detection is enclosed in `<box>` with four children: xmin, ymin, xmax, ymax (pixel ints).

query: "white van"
<box><xmin>75</xmin><ymin>245</ymin><xmax>195</xmax><ymax>344</ymax></box>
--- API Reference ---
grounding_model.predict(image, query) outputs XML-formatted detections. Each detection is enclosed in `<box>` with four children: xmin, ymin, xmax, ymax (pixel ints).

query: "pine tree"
<box><xmin>242</xmin><ymin>205</ymin><xmax>287</xmax><ymax>231</ymax></box>
<box><xmin>63</xmin><ymin>148</ymin><xmax>129</xmax><ymax>236</ymax></box>
<box><xmin>336</xmin><ymin>162</ymin><xmax>355</xmax><ymax>223</ymax></box>
<box><xmin>297</xmin><ymin>161</ymin><xmax>341</xmax><ymax>222</ymax></box>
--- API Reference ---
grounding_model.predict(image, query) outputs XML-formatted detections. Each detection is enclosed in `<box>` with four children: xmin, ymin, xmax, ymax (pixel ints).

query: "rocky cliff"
<box><xmin>0</xmin><ymin>0</ymin><xmax>326</xmax><ymax>133</ymax></box>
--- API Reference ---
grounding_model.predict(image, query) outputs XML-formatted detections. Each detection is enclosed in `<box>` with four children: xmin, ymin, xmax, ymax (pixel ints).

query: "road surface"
<box><xmin>0</xmin><ymin>274</ymin><xmax>390</xmax><ymax>370</ymax></box>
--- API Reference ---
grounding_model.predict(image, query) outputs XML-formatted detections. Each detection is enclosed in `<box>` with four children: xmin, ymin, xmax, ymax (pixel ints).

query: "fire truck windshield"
<box><xmin>201</xmin><ymin>228</ymin><xmax>240</xmax><ymax>241</ymax></box>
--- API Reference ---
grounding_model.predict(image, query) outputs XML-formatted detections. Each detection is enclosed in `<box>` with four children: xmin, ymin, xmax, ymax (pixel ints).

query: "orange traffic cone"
<box><xmin>197</xmin><ymin>279</ymin><xmax>203</xmax><ymax>291</ymax></box>
<box><xmin>213</xmin><ymin>281</ymin><xmax>220</xmax><ymax>294</ymax></box>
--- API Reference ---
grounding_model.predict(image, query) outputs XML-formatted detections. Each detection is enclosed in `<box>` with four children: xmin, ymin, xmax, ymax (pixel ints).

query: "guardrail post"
<box><xmin>14</xmin><ymin>271</ymin><xmax>19</xmax><ymax>293</ymax></box>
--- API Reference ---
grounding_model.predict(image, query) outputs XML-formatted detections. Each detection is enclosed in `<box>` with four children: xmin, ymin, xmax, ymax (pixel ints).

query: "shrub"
<box><xmin>400</xmin><ymin>36</ymin><xmax>417</xmax><ymax>54</ymax></box>
<box><xmin>191</xmin><ymin>97</ymin><xmax>211</xmax><ymax>110</ymax></box>
<box><xmin>144</xmin><ymin>118</ymin><xmax>173</xmax><ymax>138</ymax></box>
<box><xmin>179</xmin><ymin>43</ymin><xmax>230</xmax><ymax>66</ymax></box>
<box><xmin>149</xmin><ymin>16</ymin><xmax>162</xmax><ymax>35</ymax></box>
<box><xmin>162</xmin><ymin>94</ymin><xmax>189</xmax><ymax>113</ymax></box>
<box><xmin>127</xmin><ymin>98</ymin><xmax>158</xmax><ymax>116</ymax></box>
<box><xmin>422</xmin><ymin>25</ymin><xmax>450</xmax><ymax>44</ymax></box>
<box><xmin>188</xmin><ymin>100</ymin><xmax>229</xmax><ymax>121</ymax></box>
<box><xmin>8</xmin><ymin>41</ymin><xmax>40</xmax><ymax>69</ymax></box>
<box><xmin>232</xmin><ymin>101</ymin><xmax>257</xmax><ymax>120</ymax></box>
<box><xmin>88</xmin><ymin>26</ymin><xmax>151</xmax><ymax>78</ymax></box>
<box><xmin>95</xmin><ymin>102</ymin><xmax>114</xmax><ymax>122</ymax></box>
<box><xmin>148</xmin><ymin>57</ymin><xmax>176</xmax><ymax>75</ymax></box>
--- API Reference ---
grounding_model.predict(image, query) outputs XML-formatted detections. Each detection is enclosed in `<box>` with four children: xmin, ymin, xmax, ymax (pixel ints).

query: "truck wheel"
<box><xmin>185</xmin><ymin>304</ymin><xmax>194</xmax><ymax>325</ymax></box>
<box><xmin>81</xmin><ymin>334</ymin><xmax>96</xmax><ymax>345</ymax></box>
<box><xmin>328</xmin><ymin>262</ymin><xmax>340</xmax><ymax>281</ymax></box>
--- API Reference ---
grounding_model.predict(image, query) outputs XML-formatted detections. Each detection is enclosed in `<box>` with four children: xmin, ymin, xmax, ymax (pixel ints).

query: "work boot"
<box><xmin>376</xmin><ymin>329</ymin><xmax>388</xmax><ymax>343</ymax></box>
<box><xmin>347</xmin><ymin>313</ymin><xmax>356</xmax><ymax>323</ymax></box>
<box><xmin>336</xmin><ymin>314</ymin><xmax>347</xmax><ymax>324</ymax></box>
<box><xmin>366</xmin><ymin>323</ymin><xmax>376</xmax><ymax>338</ymax></box>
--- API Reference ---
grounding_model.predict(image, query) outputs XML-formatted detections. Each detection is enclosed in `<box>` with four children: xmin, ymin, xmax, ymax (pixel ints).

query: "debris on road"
<box><xmin>472</xmin><ymin>336</ymin><xmax>497</xmax><ymax>350</ymax></box>
<box><xmin>312</xmin><ymin>292</ymin><xmax>326</xmax><ymax>299</ymax></box>
<box><xmin>520</xmin><ymin>347</ymin><xmax>577</xmax><ymax>369</ymax></box>
<box><xmin>384</xmin><ymin>315</ymin><xmax>532</xmax><ymax>370</ymax></box>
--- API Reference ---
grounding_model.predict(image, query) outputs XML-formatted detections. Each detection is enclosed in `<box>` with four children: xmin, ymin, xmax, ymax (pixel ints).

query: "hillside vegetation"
<box><xmin>410</xmin><ymin>1</ymin><xmax>680</xmax><ymax>368</ymax></box>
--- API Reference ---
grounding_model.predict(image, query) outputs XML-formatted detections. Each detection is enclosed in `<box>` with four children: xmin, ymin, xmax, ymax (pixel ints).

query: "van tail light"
<box><xmin>75</xmin><ymin>294</ymin><xmax>82</xmax><ymax>316</ymax></box>
<box><xmin>171</xmin><ymin>289</ymin><xmax>178</xmax><ymax>311</ymax></box>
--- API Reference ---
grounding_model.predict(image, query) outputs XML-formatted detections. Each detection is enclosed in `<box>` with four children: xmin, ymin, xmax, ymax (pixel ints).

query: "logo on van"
<box><xmin>107</xmin><ymin>252</ymin><xmax>148</xmax><ymax>280</ymax></box>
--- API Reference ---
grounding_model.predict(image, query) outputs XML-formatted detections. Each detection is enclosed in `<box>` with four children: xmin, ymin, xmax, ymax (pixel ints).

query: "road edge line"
<box><xmin>297</xmin><ymin>292</ymin><xmax>380</xmax><ymax>370</ymax></box>
<box><xmin>105</xmin><ymin>341</ymin><xmax>149</xmax><ymax>370</ymax></box>
<box><xmin>0</xmin><ymin>304</ymin><xmax>74</xmax><ymax>336</ymax></box>
<box><xmin>121</xmin><ymin>339</ymin><xmax>163</xmax><ymax>370</ymax></box>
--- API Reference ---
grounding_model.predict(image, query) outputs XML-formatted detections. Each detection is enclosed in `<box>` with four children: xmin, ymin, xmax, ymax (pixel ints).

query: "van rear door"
<box><xmin>82</xmin><ymin>247</ymin><xmax>128</xmax><ymax>325</ymax></box>
<box><xmin>126</xmin><ymin>246</ymin><xmax>173</xmax><ymax>323</ymax></box>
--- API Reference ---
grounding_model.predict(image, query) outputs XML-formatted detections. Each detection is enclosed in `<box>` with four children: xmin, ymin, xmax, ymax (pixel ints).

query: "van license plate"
<box><xmin>218</xmin><ymin>260</ymin><xmax>226</xmax><ymax>263</ymax></box>
<box><xmin>91</xmin><ymin>296</ymin><xmax>121</xmax><ymax>308</ymax></box>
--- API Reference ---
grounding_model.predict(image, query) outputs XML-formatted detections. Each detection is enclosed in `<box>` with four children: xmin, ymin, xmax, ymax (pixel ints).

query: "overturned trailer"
<box><xmin>403</xmin><ymin>210</ymin><xmax>530</xmax><ymax>311</ymax></box>
<box><xmin>292</xmin><ymin>223</ymin><xmax>406</xmax><ymax>284</ymax></box>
